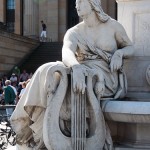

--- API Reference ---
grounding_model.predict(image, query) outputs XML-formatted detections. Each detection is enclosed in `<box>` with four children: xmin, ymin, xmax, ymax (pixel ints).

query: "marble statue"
<box><xmin>10</xmin><ymin>0</ymin><xmax>134</xmax><ymax>149</ymax></box>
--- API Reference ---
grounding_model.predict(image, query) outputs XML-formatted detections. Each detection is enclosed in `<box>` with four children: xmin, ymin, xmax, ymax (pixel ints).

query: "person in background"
<box><xmin>3</xmin><ymin>80</ymin><xmax>16</xmax><ymax>120</ymax></box>
<box><xmin>12</xmin><ymin>66</ymin><xmax>20</xmax><ymax>79</ymax></box>
<box><xmin>2</xmin><ymin>74</ymin><xmax>8</xmax><ymax>86</ymax></box>
<box><xmin>19</xmin><ymin>81</ymin><xmax>26</xmax><ymax>99</ymax></box>
<box><xmin>17</xmin><ymin>79</ymin><xmax>31</xmax><ymax>103</ymax></box>
<box><xmin>10</xmin><ymin>73</ymin><xmax>18</xmax><ymax>86</ymax></box>
<box><xmin>19</xmin><ymin>69</ymin><xmax>29</xmax><ymax>82</ymax></box>
<box><xmin>0</xmin><ymin>79</ymin><xmax>4</xmax><ymax>104</ymax></box>
<box><xmin>0</xmin><ymin>79</ymin><xmax>3</xmax><ymax>94</ymax></box>
<box><xmin>40</xmin><ymin>20</ymin><xmax>47</xmax><ymax>42</ymax></box>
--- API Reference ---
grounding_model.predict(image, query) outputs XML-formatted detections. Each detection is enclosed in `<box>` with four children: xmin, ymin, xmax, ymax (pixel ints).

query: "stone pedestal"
<box><xmin>103</xmin><ymin>100</ymin><xmax>150</xmax><ymax>149</ymax></box>
<box><xmin>116</xmin><ymin>0</ymin><xmax>150</xmax><ymax>99</ymax></box>
<box><xmin>112</xmin><ymin>1</ymin><xmax>150</xmax><ymax>149</ymax></box>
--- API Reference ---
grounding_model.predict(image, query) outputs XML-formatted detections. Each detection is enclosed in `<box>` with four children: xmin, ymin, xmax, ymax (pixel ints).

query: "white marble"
<box><xmin>10</xmin><ymin>0</ymin><xmax>134</xmax><ymax>150</ymax></box>
<box><xmin>102</xmin><ymin>100</ymin><xmax>150</xmax><ymax>123</ymax></box>
<box><xmin>117</xmin><ymin>0</ymin><xmax>150</xmax><ymax>56</ymax></box>
<box><xmin>116</xmin><ymin>0</ymin><xmax>150</xmax><ymax>98</ymax></box>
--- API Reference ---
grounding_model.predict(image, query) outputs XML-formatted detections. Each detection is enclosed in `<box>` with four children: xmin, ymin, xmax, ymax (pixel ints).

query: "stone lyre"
<box><xmin>71</xmin><ymin>74</ymin><xmax>86</xmax><ymax>150</ymax></box>
<box><xmin>43</xmin><ymin>66</ymin><xmax>105</xmax><ymax>150</ymax></box>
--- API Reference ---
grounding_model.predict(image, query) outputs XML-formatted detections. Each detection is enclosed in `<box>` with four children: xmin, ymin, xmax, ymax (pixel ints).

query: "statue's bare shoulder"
<box><xmin>63</xmin><ymin>22</ymin><xmax>84</xmax><ymax>42</ymax></box>
<box><xmin>109</xmin><ymin>18</ymin><xmax>132</xmax><ymax>48</ymax></box>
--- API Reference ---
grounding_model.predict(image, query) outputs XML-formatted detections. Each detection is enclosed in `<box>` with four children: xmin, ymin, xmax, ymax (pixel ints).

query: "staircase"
<box><xmin>20</xmin><ymin>42</ymin><xmax>63</xmax><ymax>73</ymax></box>
<box><xmin>0</xmin><ymin>29</ymin><xmax>39</xmax><ymax>77</ymax></box>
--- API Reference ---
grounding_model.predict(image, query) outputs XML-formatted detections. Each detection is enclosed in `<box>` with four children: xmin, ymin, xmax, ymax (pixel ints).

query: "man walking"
<box><xmin>40</xmin><ymin>20</ymin><xmax>47</xmax><ymax>42</ymax></box>
<box><xmin>4</xmin><ymin>80</ymin><xmax>16</xmax><ymax>120</ymax></box>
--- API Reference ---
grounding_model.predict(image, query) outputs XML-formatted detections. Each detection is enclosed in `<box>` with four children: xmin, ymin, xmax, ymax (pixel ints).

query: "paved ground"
<box><xmin>6</xmin><ymin>146</ymin><xmax>16</xmax><ymax>150</ymax></box>
<box><xmin>0</xmin><ymin>108</ymin><xmax>16</xmax><ymax>150</ymax></box>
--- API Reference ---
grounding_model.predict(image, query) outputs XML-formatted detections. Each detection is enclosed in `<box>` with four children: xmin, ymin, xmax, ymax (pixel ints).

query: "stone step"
<box><xmin>20</xmin><ymin>42</ymin><xmax>63</xmax><ymax>73</ymax></box>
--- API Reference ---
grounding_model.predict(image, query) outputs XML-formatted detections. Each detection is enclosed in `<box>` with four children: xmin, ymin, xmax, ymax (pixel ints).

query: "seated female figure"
<box><xmin>10</xmin><ymin>0</ymin><xmax>134</xmax><ymax>149</ymax></box>
<box><xmin>62</xmin><ymin>0</ymin><xmax>134</xmax><ymax>99</ymax></box>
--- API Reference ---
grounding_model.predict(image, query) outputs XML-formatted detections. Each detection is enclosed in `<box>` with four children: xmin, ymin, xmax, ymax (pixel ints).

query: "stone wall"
<box><xmin>0</xmin><ymin>29</ymin><xmax>39</xmax><ymax>76</ymax></box>
<box><xmin>117</xmin><ymin>0</ymin><xmax>150</xmax><ymax>100</ymax></box>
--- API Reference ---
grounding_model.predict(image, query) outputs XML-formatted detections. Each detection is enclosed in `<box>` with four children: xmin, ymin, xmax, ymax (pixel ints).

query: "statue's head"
<box><xmin>76</xmin><ymin>0</ymin><xmax>109</xmax><ymax>22</ymax></box>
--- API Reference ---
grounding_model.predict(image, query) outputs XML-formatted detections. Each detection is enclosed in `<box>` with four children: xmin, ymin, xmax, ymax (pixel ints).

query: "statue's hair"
<box><xmin>88</xmin><ymin>0</ymin><xmax>110</xmax><ymax>22</ymax></box>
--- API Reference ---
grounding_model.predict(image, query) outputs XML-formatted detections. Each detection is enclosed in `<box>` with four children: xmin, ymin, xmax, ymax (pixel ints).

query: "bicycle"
<box><xmin>0</xmin><ymin>112</ymin><xmax>16</xmax><ymax>150</ymax></box>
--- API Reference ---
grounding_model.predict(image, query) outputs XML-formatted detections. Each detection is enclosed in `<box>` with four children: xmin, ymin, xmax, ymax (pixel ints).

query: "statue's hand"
<box><xmin>110</xmin><ymin>50</ymin><xmax>123</xmax><ymax>72</ymax></box>
<box><xmin>72</xmin><ymin>65</ymin><xmax>86</xmax><ymax>94</ymax></box>
<box><xmin>94</xmin><ymin>81</ymin><xmax>105</xmax><ymax>100</ymax></box>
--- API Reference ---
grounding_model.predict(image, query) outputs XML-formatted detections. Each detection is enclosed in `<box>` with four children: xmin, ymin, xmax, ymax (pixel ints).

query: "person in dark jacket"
<box><xmin>4</xmin><ymin>80</ymin><xmax>16</xmax><ymax>119</ymax></box>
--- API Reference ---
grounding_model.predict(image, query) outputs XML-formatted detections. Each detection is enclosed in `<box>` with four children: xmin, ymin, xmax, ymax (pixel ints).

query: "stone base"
<box><xmin>115</xmin><ymin>148</ymin><xmax>149</xmax><ymax>150</ymax></box>
<box><xmin>115</xmin><ymin>146</ymin><xmax>149</xmax><ymax>150</ymax></box>
<box><xmin>103</xmin><ymin>100</ymin><xmax>150</xmax><ymax>149</ymax></box>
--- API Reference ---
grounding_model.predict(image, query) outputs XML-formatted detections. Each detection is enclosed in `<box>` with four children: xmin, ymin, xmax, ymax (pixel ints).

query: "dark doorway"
<box><xmin>67</xmin><ymin>0</ymin><xmax>79</xmax><ymax>29</ymax></box>
<box><xmin>6</xmin><ymin>0</ymin><xmax>15</xmax><ymax>32</ymax></box>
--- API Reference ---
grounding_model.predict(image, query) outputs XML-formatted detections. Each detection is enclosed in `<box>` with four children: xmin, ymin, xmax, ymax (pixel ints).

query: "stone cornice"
<box><xmin>0</xmin><ymin>29</ymin><xmax>39</xmax><ymax>45</ymax></box>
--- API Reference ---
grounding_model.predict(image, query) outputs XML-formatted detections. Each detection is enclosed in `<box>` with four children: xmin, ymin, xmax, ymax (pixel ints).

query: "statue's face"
<box><xmin>76</xmin><ymin>0</ymin><xmax>92</xmax><ymax>18</ymax></box>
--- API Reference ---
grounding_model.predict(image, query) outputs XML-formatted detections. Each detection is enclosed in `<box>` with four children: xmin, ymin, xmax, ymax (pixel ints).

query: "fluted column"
<box><xmin>0</xmin><ymin>0</ymin><xmax>6</xmax><ymax>23</ymax></box>
<box><xmin>23</xmin><ymin>0</ymin><xmax>39</xmax><ymax>38</ymax></box>
<box><xmin>58</xmin><ymin>0</ymin><xmax>67</xmax><ymax>41</ymax></box>
<box><xmin>48</xmin><ymin>0</ymin><xmax>58</xmax><ymax>41</ymax></box>
<box><xmin>38</xmin><ymin>0</ymin><xmax>58</xmax><ymax>41</ymax></box>
<box><xmin>15</xmin><ymin>0</ymin><xmax>22</xmax><ymax>34</ymax></box>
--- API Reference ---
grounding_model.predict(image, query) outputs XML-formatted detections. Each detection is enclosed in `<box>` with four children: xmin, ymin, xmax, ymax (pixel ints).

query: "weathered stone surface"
<box><xmin>10</xmin><ymin>0</ymin><xmax>135</xmax><ymax>149</ymax></box>
<box><xmin>0</xmin><ymin>30</ymin><xmax>39</xmax><ymax>76</ymax></box>
<box><xmin>116</xmin><ymin>0</ymin><xmax>150</xmax><ymax>100</ymax></box>
<box><xmin>103</xmin><ymin>100</ymin><xmax>150</xmax><ymax>123</ymax></box>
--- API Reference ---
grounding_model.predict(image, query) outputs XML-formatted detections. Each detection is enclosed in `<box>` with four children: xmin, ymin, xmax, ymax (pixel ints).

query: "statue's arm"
<box><xmin>62</xmin><ymin>29</ymin><xmax>86</xmax><ymax>93</ymax></box>
<box><xmin>115</xmin><ymin>22</ymin><xmax>134</xmax><ymax>58</ymax></box>
<box><xmin>110</xmin><ymin>22</ymin><xmax>134</xmax><ymax>72</ymax></box>
<box><xmin>62</xmin><ymin>30</ymin><xmax>79</xmax><ymax>67</ymax></box>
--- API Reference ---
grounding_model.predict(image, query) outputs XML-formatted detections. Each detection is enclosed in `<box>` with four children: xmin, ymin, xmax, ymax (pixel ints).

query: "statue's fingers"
<box><xmin>115</xmin><ymin>63</ymin><xmax>118</xmax><ymax>70</ymax></box>
<box><xmin>78</xmin><ymin>82</ymin><xmax>83</xmax><ymax>93</ymax></box>
<box><xmin>116</xmin><ymin>62</ymin><xmax>121</xmax><ymax>70</ymax></box>
<box><xmin>82</xmin><ymin>83</ymin><xmax>86</xmax><ymax>94</ymax></box>
<box><xmin>117</xmin><ymin>64</ymin><xmax>120</xmax><ymax>70</ymax></box>
<box><xmin>111</xmin><ymin>63</ymin><xmax>115</xmax><ymax>72</ymax></box>
<box><xmin>114</xmin><ymin>62</ymin><xmax>119</xmax><ymax>71</ymax></box>
<box><xmin>73</xmin><ymin>81</ymin><xmax>77</xmax><ymax>93</ymax></box>
<box><xmin>110</xmin><ymin>62</ymin><xmax>113</xmax><ymax>72</ymax></box>
<box><xmin>97</xmin><ymin>93</ymin><xmax>101</xmax><ymax>100</ymax></box>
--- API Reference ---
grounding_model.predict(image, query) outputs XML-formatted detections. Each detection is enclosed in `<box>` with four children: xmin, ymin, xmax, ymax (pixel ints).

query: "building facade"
<box><xmin>0</xmin><ymin>0</ymin><xmax>117</xmax><ymax>41</ymax></box>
